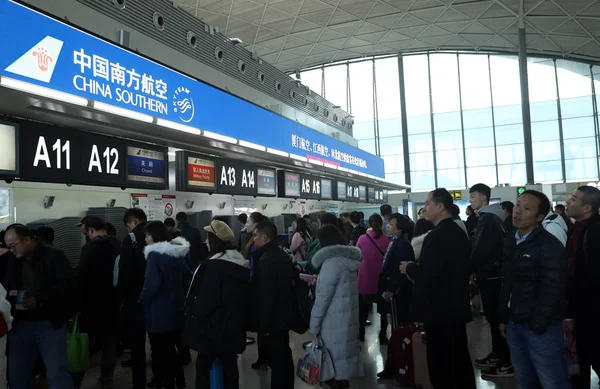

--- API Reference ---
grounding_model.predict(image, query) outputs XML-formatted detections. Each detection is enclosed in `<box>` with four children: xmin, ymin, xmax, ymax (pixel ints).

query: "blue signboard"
<box><xmin>0</xmin><ymin>0</ymin><xmax>385</xmax><ymax>177</ymax></box>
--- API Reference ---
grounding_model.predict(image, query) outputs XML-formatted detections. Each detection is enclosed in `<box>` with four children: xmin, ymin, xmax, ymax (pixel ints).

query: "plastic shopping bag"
<box><xmin>67</xmin><ymin>316</ymin><xmax>89</xmax><ymax>373</ymax></box>
<box><xmin>296</xmin><ymin>337</ymin><xmax>336</xmax><ymax>385</ymax></box>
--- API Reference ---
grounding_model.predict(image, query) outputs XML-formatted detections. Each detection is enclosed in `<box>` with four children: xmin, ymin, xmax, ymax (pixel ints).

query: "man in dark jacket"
<box><xmin>401</xmin><ymin>189</ymin><xmax>475</xmax><ymax>389</ymax></box>
<box><xmin>254</xmin><ymin>221</ymin><xmax>294</xmax><ymax>389</ymax></box>
<box><xmin>500</xmin><ymin>201</ymin><xmax>514</xmax><ymax>234</ymax></box>
<box><xmin>118</xmin><ymin>208</ymin><xmax>148</xmax><ymax>389</ymax></box>
<box><xmin>349</xmin><ymin>211</ymin><xmax>367</xmax><ymax>246</ymax></box>
<box><xmin>499</xmin><ymin>190</ymin><xmax>569</xmax><ymax>388</ymax></box>
<box><xmin>182</xmin><ymin>220</ymin><xmax>250</xmax><ymax>389</ymax></box>
<box><xmin>74</xmin><ymin>216</ymin><xmax>121</xmax><ymax>388</ymax></box>
<box><xmin>555</xmin><ymin>204</ymin><xmax>575</xmax><ymax>236</ymax></box>
<box><xmin>469</xmin><ymin>183</ymin><xmax>511</xmax><ymax>375</ymax></box>
<box><xmin>565</xmin><ymin>186</ymin><xmax>600</xmax><ymax>389</ymax></box>
<box><xmin>176</xmin><ymin>212</ymin><xmax>206</xmax><ymax>268</ymax></box>
<box><xmin>465</xmin><ymin>205</ymin><xmax>477</xmax><ymax>238</ymax></box>
<box><xmin>3</xmin><ymin>224</ymin><xmax>76</xmax><ymax>389</ymax></box>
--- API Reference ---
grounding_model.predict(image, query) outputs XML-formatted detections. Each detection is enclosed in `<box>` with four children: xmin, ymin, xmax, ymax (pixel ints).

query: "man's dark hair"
<box><xmin>318</xmin><ymin>225</ymin><xmax>346</xmax><ymax>248</ymax></box>
<box><xmin>350</xmin><ymin>211</ymin><xmax>361</xmax><ymax>225</ymax></box>
<box><xmin>123</xmin><ymin>208</ymin><xmax>147</xmax><ymax>225</ymax></box>
<box><xmin>238</xmin><ymin>213</ymin><xmax>248</xmax><ymax>225</ymax></box>
<box><xmin>35</xmin><ymin>226</ymin><xmax>55</xmax><ymax>246</ymax></box>
<box><xmin>5</xmin><ymin>224</ymin><xmax>34</xmax><ymax>240</ymax></box>
<box><xmin>469</xmin><ymin>183</ymin><xmax>491</xmax><ymax>201</ymax></box>
<box><xmin>144</xmin><ymin>221</ymin><xmax>171</xmax><ymax>243</ymax></box>
<box><xmin>554</xmin><ymin>204</ymin><xmax>566</xmax><ymax>213</ymax></box>
<box><xmin>320</xmin><ymin>213</ymin><xmax>337</xmax><ymax>226</ymax></box>
<box><xmin>521</xmin><ymin>190</ymin><xmax>551</xmax><ymax>217</ymax></box>
<box><xmin>340</xmin><ymin>212</ymin><xmax>350</xmax><ymax>219</ymax></box>
<box><xmin>358</xmin><ymin>211</ymin><xmax>364</xmax><ymax>220</ymax></box>
<box><xmin>577</xmin><ymin>185</ymin><xmax>600</xmax><ymax>214</ymax></box>
<box><xmin>164</xmin><ymin>217</ymin><xmax>176</xmax><ymax>228</ymax></box>
<box><xmin>430</xmin><ymin>188</ymin><xmax>454</xmax><ymax>213</ymax></box>
<box><xmin>500</xmin><ymin>201</ymin><xmax>514</xmax><ymax>214</ymax></box>
<box><xmin>452</xmin><ymin>204</ymin><xmax>460</xmax><ymax>217</ymax></box>
<box><xmin>255</xmin><ymin>221</ymin><xmax>277</xmax><ymax>241</ymax></box>
<box><xmin>175</xmin><ymin>212</ymin><xmax>188</xmax><ymax>223</ymax></box>
<box><xmin>417</xmin><ymin>208</ymin><xmax>424</xmax><ymax>215</ymax></box>
<box><xmin>85</xmin><ymin>216</ymin><xmax>107</xmax><ymax>232</ymax></box>
<box><xmin>380</xmin><ymin>204</ymin><xmax>392</xmax><ymax>217</ymax></box>
<box><xmin>249</xmin><ymin>212</ymin><xmax>266</xmax><ymax>224</ymax></box>
<box><xmin>106</xmin><ymin>223</ymin><xmax>117</xmax><ymax>237</ymax></box>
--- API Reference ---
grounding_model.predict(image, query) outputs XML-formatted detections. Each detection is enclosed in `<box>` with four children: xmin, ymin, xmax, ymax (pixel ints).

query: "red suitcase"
<box><xmin>390</xmin><ymin>299</ymin><xmax>432</xmax><ymax>389</ymax></box>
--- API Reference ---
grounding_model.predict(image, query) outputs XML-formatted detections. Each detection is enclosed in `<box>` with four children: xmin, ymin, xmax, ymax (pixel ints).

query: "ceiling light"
<box><xmin>337</xmin><ymin>167</ymin><xmax>349</xmax><ymax>172</ymax></box>
<box><xmin>168</xmin><ymin>152</ymin><xmax>176</xmax><ymax>157</ymax></box>
<box><xmin>0</xmin><ymin>76</ymin><xmax>88</xmax><ymax>106</ymax></box>
<box><xmin>266</xmin><ymin>148</ymin><xmax>289</xmax><ymax>157</ymax></box>
<box><xmin>238</xmin><ymin>140</ymin><xmax>267</xmax><ymax>151</ymax></box>
<box><xmin>323</xmin><ymin>162</ymin><xmax>338</xmax><ymax>170</ymax></box>
<box><xmin>310</xmin><ymin>160</ymin><xmax>324</xmax><ymax>166</ymax></box>
<box><xmin>156</xmin><ymin>118</ymin><xmax>201</xmax><ymax>135</ymax></box>
<box><xmin>94</xmin><ymin>101</ymin><xmax>154</xmax><ymax>122</ymax></box>
<box><xmin>203</xmin><ymin>130</ymin><xmax>237</xmax><ymax>144</ymax></box>
<box><xmin>289</xmin><ymin>153</ymin><xmax>308</xmax><ymax>162</ymax></box>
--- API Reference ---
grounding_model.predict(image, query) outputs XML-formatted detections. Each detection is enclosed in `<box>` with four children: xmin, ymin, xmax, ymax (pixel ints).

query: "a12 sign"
<box><xmin>216</xmin><ymin>159</ymin><xmax>259</xmax><ymax>196</ymax></box>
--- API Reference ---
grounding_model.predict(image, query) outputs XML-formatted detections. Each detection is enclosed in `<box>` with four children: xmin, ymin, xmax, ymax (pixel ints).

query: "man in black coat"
<box><xmin>349</xmin><ymin>211</ymin><xmax>367</xmax><ymax>246</ymax></box>
<box><xmin>75</xmin><ymin>216</ymin><xmax>121</xmax><ymax>388</ymax></box>
<box><xmin>3</xmin><ymin>224</ymin><xmax>76</xmax><ymax>389</ymax></box>
<box><xmin>499</xmin><ymin>190</ymin><xmax>569</xmax><ymax>388</ymax></box>
<box><xmin>565</xmin><ymin>186</ymin><xmax>600</xmax><ymax>389</ymax></box>
<box><xmin>254</xmin><ymin>221</ymin><xmax>294</xmax><ymax>389</ymax></box>
<box><xmin>176</xmin><ymin>212</ymin><xmax>206</xmax><ymax>268</ymax></box>
<box><xmin>401</xmin><ymin>189</ymin><xmax>476</xmax><ymax>389</ymax></box>
<box><xmin>118</xmin><ymin>208</ymin><xmax>148</xmax><ymax>389</ymax></box>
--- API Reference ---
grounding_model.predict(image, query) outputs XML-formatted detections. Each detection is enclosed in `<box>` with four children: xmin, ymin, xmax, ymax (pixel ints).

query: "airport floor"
<box><xmin>80</xmin><ymin>314</ymin><xmax>598</xmax><ymax>389</ymax></box>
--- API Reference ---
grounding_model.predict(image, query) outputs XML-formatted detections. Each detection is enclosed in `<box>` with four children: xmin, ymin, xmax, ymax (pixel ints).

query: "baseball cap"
<box><xmin>203</xmin><ymin>220</ymin><xmax>234</xmax><ymax>243</ymax></box>
<box><xmin>76</xmin><ymin>216</ymin><xmax>90</xmax><ymax>227</ymax></box>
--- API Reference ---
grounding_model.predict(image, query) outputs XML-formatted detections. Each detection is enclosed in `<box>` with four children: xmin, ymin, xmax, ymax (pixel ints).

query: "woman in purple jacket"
<box><xmin>356</xmin><ymin>214</ymin><xmax>390</xmax><ymax>342</ymax></box>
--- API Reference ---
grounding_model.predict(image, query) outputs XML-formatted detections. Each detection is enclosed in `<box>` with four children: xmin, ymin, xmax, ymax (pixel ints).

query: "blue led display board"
<box><xmin>0</xmin><ymin>0</ymin><xmax>385</xmax><ymax>178</ymax></box>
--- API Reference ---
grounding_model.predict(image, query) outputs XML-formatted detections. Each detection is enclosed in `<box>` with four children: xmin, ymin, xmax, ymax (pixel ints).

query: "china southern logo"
<box><xmin>4</xmin><ymin>36</ymin><xmax>63</xmax><ymax>83</ymax></box>
<box><xmin>172</xmin><ymin>86</ymin><xmax>195</xmax><ymax>123</ymax></box>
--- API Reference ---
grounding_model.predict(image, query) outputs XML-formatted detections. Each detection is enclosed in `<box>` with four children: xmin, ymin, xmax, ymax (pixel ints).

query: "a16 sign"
<box><xmin>216</xmin><ymin>159</ymin><xmax>258</xmax><ymax>196</ymax></box>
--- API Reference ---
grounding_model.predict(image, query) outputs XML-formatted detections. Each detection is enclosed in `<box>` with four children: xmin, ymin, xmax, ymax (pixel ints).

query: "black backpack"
<box><xmin>290</xmin><ymin>266</ymin><xmax>315</xmax><ymax>335</ymax></box>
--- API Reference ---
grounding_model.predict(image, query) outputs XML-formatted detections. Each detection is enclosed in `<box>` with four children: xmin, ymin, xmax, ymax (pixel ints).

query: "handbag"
<box><xmin>66</xmin><ymin>316</ymin><xmax>89</xmax><ymax>373</ymax></box>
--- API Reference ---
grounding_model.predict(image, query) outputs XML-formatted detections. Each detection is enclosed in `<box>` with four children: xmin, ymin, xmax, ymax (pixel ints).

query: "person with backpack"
<box><xmin>182</xmin><ymin>220</ymin><xmax>249</xmax><ymax>389</ymax></box>
<box><xmin>73</xmin><ymin>216</ymin><xmax>121</xmax><ymax>389</ymax></box>
<box><xmin>253</xmin><ymin>221</ymin><xmax>295</xmax><ymax>389</ymax></box>
<box><xmin>290</xmin><ymin>218</ymin><xmax>312</xmax><ymax>263</ymax></box>
<box><xmin>118</xmin><ymin>208</ymin><xmax>148</xmax><ymax>389</ymax></box>
<box><xmin>356</xmin><ymin>214</ymin><xmax>390</xmax><ymax>342</ymax></box>
<box><xmin>310</xmin><ymin>225</ymin><xmax>364</xmax><ymax>389</ymax></box>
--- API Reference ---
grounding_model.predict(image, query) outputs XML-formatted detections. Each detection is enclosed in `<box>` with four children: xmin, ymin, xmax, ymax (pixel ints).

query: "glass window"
<box><xmin>300</xmin><ymin>68</ymin><xmax>323</xmax><ymax>96</ymax></box>
<box><xmin>531</xmin><ymin>120</ymin><xmax>560</xmax><ymax>142</ymax></box>
<box><xmin>564</xmin><ymin>137</ymin><xmax>597</xmax><ymax>160</ymax></box>
<box><xmin>378</xmin><ymin>118</ymin><xmax>401</xmax><ymax>138</ymax></box>
<box><xmin>490</xmin><ymin>55</ymin><xmax>521</xmax><ymax>107</ymax></box>
<box><xmin>386</xmin><ymin>172</ymin><xmax>406</xmax><ymax>186</ymax></box>
<box><xmin>498</xmin><ymin>163</ymin><xmax>527</xmax><ymax>185</ymax></box>
<box><xmin>353</xmin><ymin>121</ymin><xmax>375</xmax><ymax>141</ymax></box>
<box><xmin>556</xmin><ymin>59</ymin><xmax>593</xmax><ymax>119</ymax></box>
<box><xmin>534</xmin><ymin>160</ymin><xmax>563</xmax><ymax>183</ymax></box>
<box><xmin>467</xmin><ymin>166</ymin><xmax>497</xmax><ymax>187</ymax></box>
<box><xmin>407</xmin><ymin>115</ymin><xmax>432</xmax><ymax>135</ymax></box>
<box><xmin>530</xmin><ymin>100</ymin><xmax>559</xmax><ymax>122</ymax></box>
<box><xmin>565</xmin><ymin>158</ymin><xmax>598</xmax><ymax>181</ymax></box>
<box><xmin>430</xmin><ymin>53</ymin><xmax>461</xmax><ymax>114</ymax></box>
<box><xmin>349</xmin><ymin>61</ymin><xmax>374</xmax><ymax>123</ymax></box>
<box><xmin>459</xmin><ymin>54</ymin><xmax>492</xmax><ymax>110</ymax></box>
<box><xmin>409</xmin><ymin>133</ymin><xmax>434</xmax><ymax>153</ymax></box>
<box><xmin>495</xmin><ymin>124</ymin><xmax>524</xmax><ymax>145</ymax></box>
<box><xmin>357</xmin><ymin>138</ymin><xmax>376</xmax><ymax>155</ymax></box>
<box><xmin>410</xmin><ymin>170</ymin><xmax>435</xmax><ymax>192</ymax></box>
<box><xmin>463</xmin><ymin>108</ymin><xmax>493</xmax><ymax>130</ymax></box>
<box><xmin>532</xmin><ymin>140</ymin><xmax>561</xmax><ymax>162</ymax></box>
<box><xmin>433</xmin><ymin>112</ymin><xmax>462</xmax><ymax>132</ymax></box>
<box><xmin>409</xmin><ymin>152</ymin><xmax>435</xmax><ymax>171</ymax></box>
<box><xmin>562</xmin><ymin>117</ymin><xmax>596</xmax><ymax>139</ymax></box>
<box><xmin>380</xmin><ymin>136</ymin><xmax>403</xmax><ymax>156</ymax></box>
<box><xmin>528</xmin><ymin>58</ymin><xmax>559</xmax><ymax>123</ymax></box>
<box><xmin>497</xmin><ymin>144</ymin><xmax>526</xmax><ymax>164</ymax></box>
<box><xmin>436</xmin><ymin>149</ymin><xmax>465</xmax><ymax>169</ymax></box>
<box><xmin>404</xmin><ymin>55</ymin><xmax>431</xmax><ymax>117</ymax></box>
<box><xmin>465</xmin><ymin>147</ymin><xmax>496</xmax><ymax>167</ymax></box>
<box><xmin>0</xmin><ymin>189</ymin><xmax>9</xmax><ymax>230</ymax></box>
<box><xmin>464</xmin><ymin>127</ymin><xmax>495</xmax><ymax>148</ymax></box>
<box><xmin>324</xmin><ymin>64</ymin><xmax>348</xmax><ymax>112</ymax></box>
<box><xmin>437</xmin><ymin>168</ymin><xmax>465</xmax><ymax>189</ymax></box>
<box><xmin>435</xmin><ymin>130</ymin><xmax>463</xmax><ymax>151</ymax></box>
<box><xmin>493</xmin><ymin>104</ymin><xmax>522</xmax><ymax>126</ymax></box>
<box><xmin>384</xmin><ymin>154</ymin><xmax>404</xmax><ymax>173</ymax></box>
<box><xmin>375</xmin><ymin>57</ymin><xmax>401</xmax><ymax>121</ymax></box>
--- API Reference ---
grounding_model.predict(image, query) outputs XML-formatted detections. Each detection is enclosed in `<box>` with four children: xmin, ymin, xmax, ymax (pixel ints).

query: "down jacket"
<box><xmin>310</xmin><ymin>245</ymin><xmax>364</xmax><ymax>381</ymax></box>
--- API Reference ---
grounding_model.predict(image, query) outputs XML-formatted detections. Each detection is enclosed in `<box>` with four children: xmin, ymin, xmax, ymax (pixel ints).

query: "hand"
<box><xmin>400</xmin><ymin>261</ymin><xmax>410</xmax><ymax>274</ymax></box>
<box><xmin>308</xmin><ymin>278</ymin><xmax>317</xmax><ymax>287</ymax></box>
<box><xmin>382</xmin><ymin>291</ymin><xmax>393</xmax><ymax>302</ymax></box>
<box><xmin>22</xmin><ymin>296</ymin><xmax>37</xmax><ymax>310</ymax></box>
<box><xmin>499</xmin><ymin>323</ymin><xmax>507</xmax><ymax>338</ymax></box>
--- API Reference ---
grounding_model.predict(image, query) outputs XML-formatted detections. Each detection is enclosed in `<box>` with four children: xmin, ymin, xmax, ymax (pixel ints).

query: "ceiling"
<box><xmin>172</xmin><ymin>0</ymin><xmax>600</xmax><ymax>72</ymax></box>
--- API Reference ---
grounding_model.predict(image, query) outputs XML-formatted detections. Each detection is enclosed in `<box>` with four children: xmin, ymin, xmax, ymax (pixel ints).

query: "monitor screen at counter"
<box><xmin>321</xmin><ymin>179</ymin><xmax>332</xmax><ymax>199</ymax></box>
<box><xmin>0</xmin><ymin>123</ymin><xmax>17</xmax><ymax>174</ymax></box>
<box><xmin>257</xmin><ymin>168</ymin><xmax>276</xmax><ymax>196</ymax></box>
<box><xmin>284</xmin><ymin>172</ymin><xmax>300</xmax><ymax>197</ymax></box>
<box><xmin>188</xmin><ymin>157</ymin><xmax>216</xmax><ymax>189</ymax></box>
<box><xmin>337</xmin><ymin>181</ymin><xmax>347</xmax><ymax>200</ymax></box>
<box><xmin>127</xmin><ymin>146</ymin><xmax>166</xmax><ymax>185</ymax></box>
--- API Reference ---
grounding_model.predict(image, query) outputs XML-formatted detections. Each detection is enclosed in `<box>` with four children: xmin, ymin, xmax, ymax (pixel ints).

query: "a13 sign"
<box><xmin>216</xmin><ymin>159</ymin><xmax>259</xmax><ymax>196</ymax></box>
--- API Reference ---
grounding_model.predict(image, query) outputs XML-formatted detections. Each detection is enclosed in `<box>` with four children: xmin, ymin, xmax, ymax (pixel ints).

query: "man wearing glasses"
<box><xmin>3</xmin><ymin>224</ymin><xmax>76</xmax><ymax>389</ymax></box>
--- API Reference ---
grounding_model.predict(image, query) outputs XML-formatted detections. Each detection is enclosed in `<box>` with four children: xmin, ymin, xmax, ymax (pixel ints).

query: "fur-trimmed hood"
<box><xmin>311</xmin><ymin>245</ymin><xmax>362</xmax><ymax>272</ymax></box>
<box><xmin>144</xmin><ymin>236</ymin><xmax>190</xmax><ymax>259</ymax></box>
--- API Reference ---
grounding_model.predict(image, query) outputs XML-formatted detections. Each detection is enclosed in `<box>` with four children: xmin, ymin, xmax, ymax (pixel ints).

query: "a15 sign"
<box><xmin>300</xmin><ymin>174</ymin><xmax>321</xmax><ymax>199</ymax></box>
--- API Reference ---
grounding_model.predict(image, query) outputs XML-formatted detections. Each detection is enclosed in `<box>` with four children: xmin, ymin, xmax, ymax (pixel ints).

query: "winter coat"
<box><xmin>405</xmin><ymin>218</ymin><xmax>472</xmax><ymax>325</ymax></box>
<box><xmin>377</xmin><ymin>234</ymin><xmax>414</xmax><ymax>320</ymax></box>
<box><xmin>257</xmin><ymin>241</ymin><xmax>294</xmax><ymax>335</ymax></box>
<box><xmin>542</xmin><ymin>211</ymin><xmax>568</xmax><ymax>247</ymax></box>
<box><xmin>471</xmin><ymin>203</ymin><xmax>506</xmax><ymax>280</ymax></box>
<box><xmin>0</xmin><ymin>283</ymin><xmax>13</xmax><ymax>333</ymax></box>
<box><xmin>77</xmin><ymin>235</ymin><xmax>121</xmax><ymax>336</ymax></box>
<box><xmin>503</xmin><ymin>215</ymin><xmax>514</xmax><ymax>235</ymax></box>
<box><xmin>465</xmin><ymin>213</ymin><xmax>478</xmax><ymax>238</ymax></box>
<box><xmin>356</xmin><ymin>231</ymin><xmax>390</xmax><ymax>295</ymax></box>
<box><xmin>453</xmin><ymin>216</ymin><xmax>469</xmax><ymax>237</ymax></box>
<box><xmin>178</xmin><ymin>222</ymin><xmax>206</xmax><ymax>268</ymax></box>
<box><xmin>290</xmin><ymin>232</ymin><xmax>311</xmax><ymax>262</ymax></box>
<box><xmin>500</xmin><ymin>227</ymin><xmax>567</xmax><ymax>334</ymax></box>
<box><xmin>310</xmin><ymin>245</ymin><xmax>364</xmax><ymax>381</ymax></box>
<box><xmin>181</xmin><ymin>249</ymin><xmax>250</xmax><ymax>356</ymax></box>
<box><xmin>411</xmin><ymin>233</ymin><xmax>429</xmax><ymax>261</ymax></box>
<box><xmin>139</xmin><ymin>237</ymin><xmax>190</xmax><ymax>333</ymax></box>
<box><xmin>350</xmin><ymin>225</ymin><xmax>367</xmax><ymax>247</ymax></box>
<box><xmin>118</xmin><ymin>222</ymin><xmax>147</xmax><ymax>302</ymax></box>
<box><xmin>4</xmin><ymin>241</ymin><xmax>76</xmax><ymax>328</ymax></box>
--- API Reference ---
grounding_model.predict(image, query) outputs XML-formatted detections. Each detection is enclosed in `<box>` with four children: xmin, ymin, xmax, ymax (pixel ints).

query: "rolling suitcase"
<box><xmin>210</xmin><ymin>359</ymin><xmax>224</xmax><ymax>389</ymax></box>
<box><xmin>390</xmin><ymin>298</ymin><xmax>432</xmax><ymax>389</ymax></box>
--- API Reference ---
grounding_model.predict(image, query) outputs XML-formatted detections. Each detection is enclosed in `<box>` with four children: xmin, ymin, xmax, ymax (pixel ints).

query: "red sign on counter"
<box><xmin>187</xmin><ymin>157</ymin><xmax>215</xmax><ymax>188</ymax></box>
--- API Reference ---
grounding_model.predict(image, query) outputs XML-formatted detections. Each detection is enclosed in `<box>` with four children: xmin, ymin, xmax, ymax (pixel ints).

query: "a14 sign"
<box><xmin>216</xmin><ymin>159</ymin><xmax>259</xmax><ymax>196</ymax></box>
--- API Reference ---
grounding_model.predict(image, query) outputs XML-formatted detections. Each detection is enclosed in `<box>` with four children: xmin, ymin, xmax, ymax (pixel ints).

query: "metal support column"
<box><xmin>590</xmin><ymin>65</ymin><xmax>600</xmax><ymax>178</ymax></box>
<box><xmin>427</xmin><ymin>53</ymin><xmax>439</xmax><ymax>188</ymax></box>
<box><xmin>488</xmin><ymin>55</ymin><xmax>501</xmax><ymax>186</ymax></box>
<box><xmin>456</xmin><ymin>54</ymin><xmax>469</xmax><ymax>188</ymax></box>
<box><xmin>373</xmin><ymin>58</ymin><xmax>381</xmax><ymax>156</ymax></box>
<box><xmin>518</xmin><ymin>21</ymin><xmax>535</xmax><ymax>184</ymax></box>
<box><xmin>398</xmin><ymin>54</ymin><xmax>411</xmax><ymax>188</ymax></box>
<box><xmin>553</xmin><ymin>59</ymin><xmax>567</xmax><ymax>182</ymax></box>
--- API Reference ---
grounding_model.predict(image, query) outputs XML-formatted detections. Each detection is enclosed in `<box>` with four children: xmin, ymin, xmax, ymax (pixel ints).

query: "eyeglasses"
<box><xmin>7</xmin><ymin>241</ymin><xmax>22</xmax><ymax>252</ymax></box>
